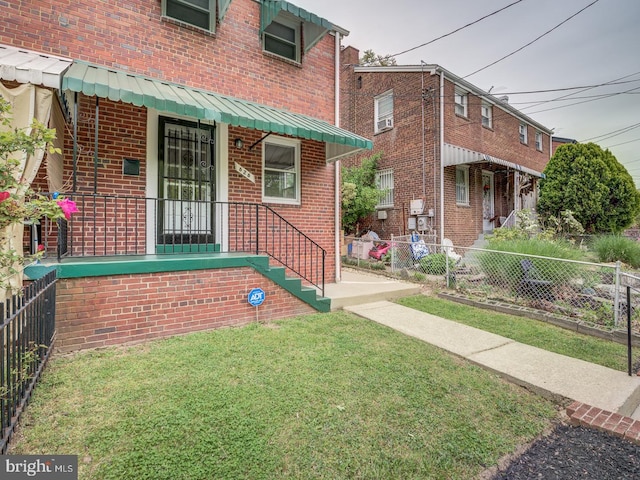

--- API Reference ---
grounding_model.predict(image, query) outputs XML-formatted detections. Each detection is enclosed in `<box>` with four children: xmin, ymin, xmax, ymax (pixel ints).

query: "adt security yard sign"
<box><xmin>248</xmin><ymin>288</ymin><xmax>265</xmax><ymax>307</ymax></box>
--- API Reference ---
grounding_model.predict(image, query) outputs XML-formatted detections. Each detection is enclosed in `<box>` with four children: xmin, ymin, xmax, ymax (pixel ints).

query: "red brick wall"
<box><xmin>443</xmin><ymin>81</ymin><xmax>550</xmax><ymax>173</ymax></box>
<box><xmin>227</xmin><ymin>126</ymin><xmax>337</xmax><ymax>281</ymax></box>
<box><xmin>55</xmin><ymin>267</ymin><xmax>315</xmax><ymax>353</ymax></box>
<box><xmin>339</xmin><ymin>50</ymin><xmax>551</xmax><ymax>246</ymax></box>
<box><xmin>1</xmin><ymin>0</ymin><xmax>336</xmax><ymax>122</ymax></box>
<box><xmin>11</xmin><ymin>0</ymin><xmax>338</xmax><ymax>279</ymax></box>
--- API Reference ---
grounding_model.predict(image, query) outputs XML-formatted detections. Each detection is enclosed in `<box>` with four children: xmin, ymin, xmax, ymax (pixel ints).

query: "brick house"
<box><xmin>340</xmin><ymin>46</ymin><xmax>553</xmax><ymax>246</ymax></box>
<box><xmin>0</xmin><ymin>0</ymin><xmax>371</xmax><ymax>351</ymax></box>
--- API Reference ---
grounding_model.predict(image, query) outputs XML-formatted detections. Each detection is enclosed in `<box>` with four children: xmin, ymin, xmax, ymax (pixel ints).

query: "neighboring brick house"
<box><xmin>340</xmin><ymin>46</ymin><xmax>552</xmax><ymax>246</ymax></box>
<box><xmin>552</xmin><ymin>136</ymin><xmax>578</xmax><ymax>155</ymax></box>
<box><xmin>0</xmin><ymin>0</ymin><xmax>371</xmax><ymax>351</ymax></box>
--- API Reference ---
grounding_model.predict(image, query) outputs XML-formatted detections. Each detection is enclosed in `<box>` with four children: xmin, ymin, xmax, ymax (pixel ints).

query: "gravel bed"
<box><xmin>490</xmin><ymin>423</ymin><xmax>640</xmax><ymax>479</ymax></box>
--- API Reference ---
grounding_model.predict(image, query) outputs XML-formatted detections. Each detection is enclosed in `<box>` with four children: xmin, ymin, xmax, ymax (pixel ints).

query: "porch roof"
<box><xmin>442</xmin><ymin>143</ymin><xmax>545</xmax><ymax>178</ymax></box>
<box><xmin>0</xmin><ymin>44</ymin><xmax>72</xmax><ymax>89</ymax></box>
<box><xmin>61</xmin><ymin>62</ymin><xmax>372</xmax><ymax>159</ymax></box>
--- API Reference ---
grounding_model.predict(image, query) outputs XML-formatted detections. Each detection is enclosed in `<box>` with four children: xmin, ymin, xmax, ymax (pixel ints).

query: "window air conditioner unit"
<box><xmin>377</xmin><ymin>118</ymin><xmax>393</xmax><ymax>131</ymax></box>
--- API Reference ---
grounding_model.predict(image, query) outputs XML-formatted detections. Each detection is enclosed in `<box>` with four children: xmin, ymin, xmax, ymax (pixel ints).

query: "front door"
<box><xmin>482</xmin><ymin>171</ymin><xmax>495</xmax><ymax>233</ymax></box>
<box><xmin>158</xmin><ymin>117</ymin><xmax>215</xmax><ymax>246</ymax></box>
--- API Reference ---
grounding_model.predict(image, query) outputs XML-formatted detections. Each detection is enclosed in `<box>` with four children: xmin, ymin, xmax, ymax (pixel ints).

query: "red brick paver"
<box><xmin>567</xmin><ymin>401</ymin><xmax>640</xmax><ymax>445</ymax></box>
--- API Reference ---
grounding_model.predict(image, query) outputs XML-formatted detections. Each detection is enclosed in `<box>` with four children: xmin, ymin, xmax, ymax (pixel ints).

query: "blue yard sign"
<box><xmin>248</xmin><ymin>288</ymin><xmax>265</xmax><ymax>307</ymax></box>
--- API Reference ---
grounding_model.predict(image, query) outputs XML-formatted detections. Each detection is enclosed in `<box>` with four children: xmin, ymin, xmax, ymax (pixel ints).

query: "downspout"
<box><xmin>439</xmin><ymin>70</ymin><xmax>445</xmax><ymax>244</ymax></box>
<box><xmin>334</xmin><ymin>31</ymin><xmax>342</xmax><ymax>282</ymax></box>
<box><xmin>420</xmin><ymin>62</ymin><xmax>426</xmax><ymax>199</ymax></box>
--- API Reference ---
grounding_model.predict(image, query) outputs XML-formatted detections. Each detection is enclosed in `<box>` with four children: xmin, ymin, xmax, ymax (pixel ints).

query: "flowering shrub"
<box><xmin>0</xmin><ymin>97</ymin><xmax>77</xmax><ymax>291</ymax></box>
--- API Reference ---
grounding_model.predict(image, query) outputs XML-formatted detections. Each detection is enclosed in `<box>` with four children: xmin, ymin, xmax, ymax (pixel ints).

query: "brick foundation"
<box><xmin>55</xmin><ymin>268</ymin><xmax>316</xmax><ymax>352</ymax></box>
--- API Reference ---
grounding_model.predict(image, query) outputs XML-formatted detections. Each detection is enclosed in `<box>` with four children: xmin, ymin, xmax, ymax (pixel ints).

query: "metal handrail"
<box><xmin>43</xmin><ymin>194</ymin><xmax>326</xmax><ymax>295</ymax></box>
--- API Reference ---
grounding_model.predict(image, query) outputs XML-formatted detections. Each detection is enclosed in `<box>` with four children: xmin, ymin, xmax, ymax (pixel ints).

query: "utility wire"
<box><xmin>388</xmin><ymin>0</ymin><xmax>526</xmax><ymax>58</ymax></box>
<box><xmin>581</xmin><ymin>122</ymin><xmax>640</xmax><ymax>142</ymax></box>
<box><xmin>463</xmin><ymin>0</ymin><xmax>601</xmax><ymax>78</ymax></box>
<box><xmin>526</xmin><ymin>85</ymin><xmax>640</xmax><ymax>115</ymax></box>
<box><xmin>521</xmin><ymin>71</ymin><xmax>640</xmax><ymax>111</ymax></box>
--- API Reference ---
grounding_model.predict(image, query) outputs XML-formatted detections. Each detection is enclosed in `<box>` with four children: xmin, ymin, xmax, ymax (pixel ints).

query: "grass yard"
<box><xmin>11</xmin><ymin>312</ymin><xmax>558</xmax><ymax>480</ymax></box>
<box><xmin>396</xmin><ymin>295</ymin><xmax>632</xmax><ymax>372</ymax></box>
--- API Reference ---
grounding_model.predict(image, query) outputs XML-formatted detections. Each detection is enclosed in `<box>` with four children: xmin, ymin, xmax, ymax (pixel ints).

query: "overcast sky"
<box><xmin>293</xmin><ymin>0</ymin><xmax>640</xmax><ymax>186</ymax></box>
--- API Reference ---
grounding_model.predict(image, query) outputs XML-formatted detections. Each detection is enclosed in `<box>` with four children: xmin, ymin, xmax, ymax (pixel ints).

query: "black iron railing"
<box><xmin>1</xmin><ymin>271</ymin><xmax>57</xmax><ymax>454</ymax></box>
<box><xmin>44</xmin><ymin>194</ymin><xmax>326</xmax><ymax>295</ymax></box>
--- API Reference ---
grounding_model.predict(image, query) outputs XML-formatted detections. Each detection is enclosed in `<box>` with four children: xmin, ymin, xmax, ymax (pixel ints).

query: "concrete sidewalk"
<box><xmin>345</xmin><ymin>300</ymin><xmax>640</xmax><ymax>419</ymax></box>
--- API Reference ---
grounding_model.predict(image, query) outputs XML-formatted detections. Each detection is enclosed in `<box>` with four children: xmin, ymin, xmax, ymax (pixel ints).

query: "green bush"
<box><xmin>419</xmin><ymin>253</ymin><xmax>456</xmax><ymax>275</ymax></box>
<box><xmin>478</xmin><ymin>238</ymin><xmax>585</xmax><ymax>290</ymax></box>
<box><xmin>590</xmin><ymin>235</ymin><xmax>640</xmax><ymax>268</ymax></box>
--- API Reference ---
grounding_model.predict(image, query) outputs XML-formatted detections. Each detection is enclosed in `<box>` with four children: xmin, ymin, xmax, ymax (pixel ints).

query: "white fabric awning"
<box><xmin>442</xmin><ymin>143</ymin><xmax>544</xmax><ymax>178</ymax></box>
<box><xmin>0</xmin><ymin>43</ymin><xmax>72</xmax><ymax>89</ymax></box>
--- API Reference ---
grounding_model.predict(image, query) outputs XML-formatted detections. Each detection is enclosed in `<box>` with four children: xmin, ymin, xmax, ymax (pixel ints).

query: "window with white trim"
<box><xmin>263</xmin><ymin>18</ymin><xmax>300</xmax><ymax>62</ymax></box>
<box><xmin>263</xmin><ymin>136</ymin><xmax>300</xmax><ymax>204</ymax></box>
<box><xmin>374</xmin><ymin>91</ymin><xmax>394</xmax><ymax>133</ymax></box>
<box><xmin>535</xmin><ymin>131</ymin><xmax>543</xmax><ymax>151</ymax></box>
<box><xmin>454</xmin><ymin>88</ymin><xmax>468</xmax><ymax>117</ymax></box>
<box><xmin>519</xmin><ymin>123</ymin><xmax>528</xmax><ymax>144</ymax></box>
<box><xmin>375</xmin><ymin>168</ymin><xmax>394</xmax><ymax>208</ymax></box>
<box><xmin>163</xmin><ymin>0</ymin><xmax>215</xmax><ymax>32</ymax></box>
<box><xmin>455</xmin><ymin>166</ymin><xmax>469</xmax><ymax>205</ymax></box>
<box><xmin>481</xmin><ymin>102</ymin><xmax>492</xmax><ymax>128</ymax></box>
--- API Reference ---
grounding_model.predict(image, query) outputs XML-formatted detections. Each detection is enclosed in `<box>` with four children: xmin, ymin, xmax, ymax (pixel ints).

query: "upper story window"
<box><xmin>535</xmin><ymin>131</ymin><xmax>543</xmax><ymax>151</ymax></box>
<box><xmin>481</xmin><ymin>102</ymin><xmax>492</xmax><ymax>128</ymax></box>
<box><xmin>519</xmin><ymin>123</ymin><xmax>528</xmax><ymax>144</ymax></box>
<box><xmin>376</xmin><ymin>168</ymin><xmax>394</xmax><ymax>208</ymax></box>
<box><xmin>455</xmin><ymin>166</ymin><xmax>469</xmax><ymax>206</ymax></box>
<box><xmin>375</xmin><ymin>91</ymin><xmax>394</xmax><ymax>133</ymax></box>
<box><xmin>263</xmin><ymin>18</ymin><xmax>300</xmax><ymax>62</ymax></box>
<box><xmin>263</xmin><ymin>136</ymin><xmax>301</xmax><ymax>205</ymax></box>
<box><xmin>163</xmin><ymin>0</ymin><xmax>216</xmax><ymax>32</ymax></box>
<box><xmin>454</xmin><ymin>88</ymin><xmax>468</xmax><ymax>117</ymax></box>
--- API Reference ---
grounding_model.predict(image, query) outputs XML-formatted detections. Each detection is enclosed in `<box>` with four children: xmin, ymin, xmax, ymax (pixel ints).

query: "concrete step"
<box><xmin>325</xmin><ymin>269</ymin><xmax>421</xmax><ymax>311</ymax></box>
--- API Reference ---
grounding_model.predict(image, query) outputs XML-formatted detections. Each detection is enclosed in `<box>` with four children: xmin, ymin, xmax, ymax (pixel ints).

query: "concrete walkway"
<box><xmin>326</xmin><ymin>269</ymin><xmax>640</xmax><ymax>422</ymax></box>
<box><xmin>345</xmin><ymin>301</ymin><xmax>640</xmax><ymax>418</ymax></box>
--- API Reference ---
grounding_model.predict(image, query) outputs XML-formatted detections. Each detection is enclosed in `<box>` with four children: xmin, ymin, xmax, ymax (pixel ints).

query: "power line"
<box><xmin>463</xmin><ymin>0</ymin><xmax>601</xmax><ymax>78</ymax></box>
<box><xmin>521</xmin><ymin>71</ymin><xmax>640</xmax><ymax>111</ymax></box>
<box><xmin>526</xmin><ymin>86</ymin><xmax>640</xmax><ymax>115</ymax></box>
<box><xmin>601</xmin><ymin>137</ymin><xmax>640</xmax><ymax>149</ymax></box>
<box><xmin>490</xmin><ymin>78</ymin><xmax>640</xmax><ymax>96</ymax></box>
<box><xmin>389</xmin><ymin>0</ymin><xmax>526</xmax><ymax>58</ymax></box>
<box><xmin>581</xmin><ymin>122</ymin><xmax>640</xmax><ymax>143</ymax></box>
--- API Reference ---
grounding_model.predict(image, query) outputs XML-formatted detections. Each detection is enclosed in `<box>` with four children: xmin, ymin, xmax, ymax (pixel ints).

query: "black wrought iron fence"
<box><xmin>621</xmin><ymin>273</ymin><xmax>640</xmax><ymax>376</ymax></box>
<box><xmin>1</xmin><ymin>270</ymin><xmax>57</xmax><ymax>454</ymax></box>
<box><xmin>42</xmin><ymin>194</ymin><xmax>326</xmax><ymax>295</ymax></box>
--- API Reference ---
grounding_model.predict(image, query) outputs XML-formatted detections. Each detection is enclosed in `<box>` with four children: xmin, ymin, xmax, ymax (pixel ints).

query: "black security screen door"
<box><xmin>158</xmin><ymin>117</ymin><xmax>216</xmax><ymax>245</ymax></box>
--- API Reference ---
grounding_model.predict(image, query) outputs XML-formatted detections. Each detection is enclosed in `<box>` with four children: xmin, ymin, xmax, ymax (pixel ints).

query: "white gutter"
<box><xmin>334</xmin><ymin>31</ymin><xmax>341</xmax><ymax>282</ymax></box>
<box><xmin>439</xmin><ymin>70</ymin><xmax>445</xmax><ymax>245</ymax></box>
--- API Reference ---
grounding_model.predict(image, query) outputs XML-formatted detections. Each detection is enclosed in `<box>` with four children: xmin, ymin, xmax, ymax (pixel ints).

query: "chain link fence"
<box><xmin>343</xmin><ymin>234</ymin><xmax>636</xmax><ymax>336</ymax></box>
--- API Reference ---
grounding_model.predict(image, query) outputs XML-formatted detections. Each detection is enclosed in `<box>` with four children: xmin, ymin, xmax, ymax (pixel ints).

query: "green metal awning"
<box><xmin>260</xmin><ymin>0</ymin><xmax>333</xmax><ymax>52</ymax></box>
<box><xmin>61</xmin><ymin>62</ymin><xmax>372</xmax><ymax>157</ymax></box>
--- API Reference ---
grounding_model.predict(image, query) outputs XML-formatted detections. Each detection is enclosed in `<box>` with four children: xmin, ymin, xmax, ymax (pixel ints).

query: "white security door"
<box><xmin>482</xmin><ymin>171</ymin><xmax>495</xmax><ymax>233</ymax></box>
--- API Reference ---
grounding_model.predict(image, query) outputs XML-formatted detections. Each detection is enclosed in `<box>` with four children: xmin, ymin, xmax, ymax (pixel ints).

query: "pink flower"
<box><xmin>0</xmin><ymin>191</ymin><xmax>10</xmax><ymax>203</ymax></box>
<box><xmin>37</xmin><ymin>244</ymin><xmax>45</xmax><ymax>252</ymax></box>
<box><xmin>57</xmin><ymin>198</ymin><xmax>79</xmax><ymax>220</ymax></box>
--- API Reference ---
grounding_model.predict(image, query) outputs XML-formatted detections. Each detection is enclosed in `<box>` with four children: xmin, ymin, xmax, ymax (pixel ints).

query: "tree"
<box><xmin>538</xmin><ymin>143</ymin><xmax>640</xmax><ymax>234</ymax></box>
<box><xmin>341</xmin><ymin>153</ymin><xmax>385</xmax><ymax>235</ymax></box>
<box><xmin>359</xmin><ymin>50</ymin><xmax>397</xmax><ymax>67</ymax></box>
<box><xmin>0</xmin><ymin>97</ymin><xmax>76</xmax><ymax>295</ymax></box>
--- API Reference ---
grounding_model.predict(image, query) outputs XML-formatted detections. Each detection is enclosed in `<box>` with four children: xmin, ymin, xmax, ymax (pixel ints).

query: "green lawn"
<box><xmin>396</xmin><ymin>295</ymin><xmax>632</xmax><ymax>372</ymax></box>
<box><xmin>11</xmin><ymin>312</ymin><xmax>557</xmax><ymax>480</ymax></box>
